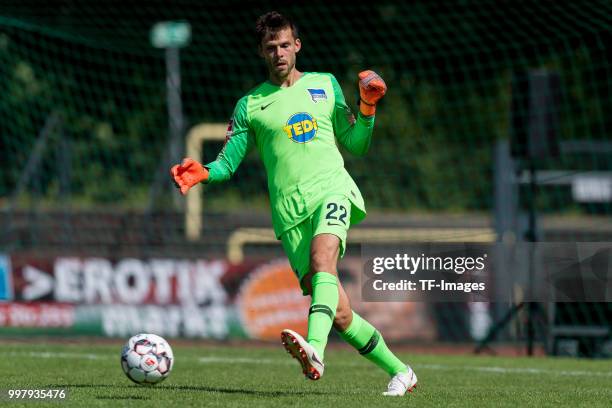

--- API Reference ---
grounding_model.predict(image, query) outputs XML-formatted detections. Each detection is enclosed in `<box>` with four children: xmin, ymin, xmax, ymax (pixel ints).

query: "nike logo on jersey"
<box><xmin>261</xmin><ymin>101</ymin><xmax>276</xmax><ymax>110</ymax></box>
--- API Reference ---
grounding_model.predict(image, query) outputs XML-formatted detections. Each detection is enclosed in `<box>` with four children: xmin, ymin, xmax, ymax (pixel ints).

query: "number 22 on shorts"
<box><xmin>325</xmin><ymin>202</ymin><xmax>347</xmax><ymax>226</ymax></box>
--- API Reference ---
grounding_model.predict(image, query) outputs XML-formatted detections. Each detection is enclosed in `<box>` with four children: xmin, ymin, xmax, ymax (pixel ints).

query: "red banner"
<box><xmin>0</xmin><ymin>302</ymin><xmax>75</xmax><ymax>328</ymax></box>
<box><xmin>1</xmin><ymin>254</ymin><xmax>435</xmax><ymax>341</ymax></box>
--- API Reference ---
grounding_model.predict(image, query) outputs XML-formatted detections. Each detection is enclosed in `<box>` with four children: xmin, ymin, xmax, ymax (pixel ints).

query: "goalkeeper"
<box><xmin>171</xmin><ymin>11</ymin><xmax>417</xmax><ymax>396</ymax></box>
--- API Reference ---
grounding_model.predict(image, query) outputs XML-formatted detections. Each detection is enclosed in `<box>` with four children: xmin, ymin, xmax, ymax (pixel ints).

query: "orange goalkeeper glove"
<box><xmin>170</xmin><ymin>158</ymin><xmax>209</xmax><ymax>195</ymax></box>
<box><xmin>358</xmin><ymin>70</ymin><xmax>387</xmax><ymax>116</ymax></box>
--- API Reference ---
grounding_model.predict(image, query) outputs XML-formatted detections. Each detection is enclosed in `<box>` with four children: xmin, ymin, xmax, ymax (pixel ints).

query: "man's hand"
<box><xmin>358</xmin><ymin>70</ymin><xmax>387</xmax><ymax>116</ymax></box>
<box><xmin>170</xmin><ymin>158</ymin><xmax>209</xmax><ymax>195</ymax></box>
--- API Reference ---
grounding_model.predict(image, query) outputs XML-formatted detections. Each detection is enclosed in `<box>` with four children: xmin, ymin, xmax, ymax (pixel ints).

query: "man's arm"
<box><xmin>207</xmin><ymin>96</ymin><xmax>255</xmax><ymax>183</ymax></box>
<box><xmin>171</xmin><ymin>97</ymin><xmax>254</xmax><ymax>194</ymax></box>
<box><xmin>330</xmin><ymin>72</ymin><xmax>386</xmax><ymax>156</ymax></box>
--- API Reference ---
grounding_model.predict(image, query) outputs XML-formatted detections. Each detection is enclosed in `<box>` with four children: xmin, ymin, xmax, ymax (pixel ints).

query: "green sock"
<box><xmin>339</xmin><ymin>311</ymin><xmax>407</xmax><ymax>376</ymax></box>
<box><xmin>306</xmin><ymin>272</ymin><xmax>338</xmax><ymax>360</ymax></box>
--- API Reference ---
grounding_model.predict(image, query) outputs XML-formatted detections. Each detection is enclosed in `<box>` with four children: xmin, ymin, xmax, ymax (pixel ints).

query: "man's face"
<box><xmin>259</xmin><ymin>27</ymin><xmax>301</xmax><ymax>79</ymax></box>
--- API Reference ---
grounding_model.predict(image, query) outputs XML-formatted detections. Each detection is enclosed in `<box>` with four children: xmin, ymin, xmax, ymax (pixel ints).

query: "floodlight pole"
<box><xmin>149</xmin><ymin>21</ymin><xmax>191</xmax><ymax>210</ymax></box>
<box><xmin>165</xmin><ymin>46</ymin><xmax>184</xmax><ymax>208</ymax></box>
<box><xmin>525</xmin><ymin>160</ymin><xmax>538</xmax><ymax>356</ymax></box>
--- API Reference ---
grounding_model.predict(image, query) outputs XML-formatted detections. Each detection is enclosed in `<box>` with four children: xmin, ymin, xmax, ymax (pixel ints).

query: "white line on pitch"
<box><xmin>2</xmin><ymin>351</ymin><xmax>105</xmax><ymax>360</ymax></box>
<box><xmin>3</xmin><ymin>351</ymin><xmax>611</xmax><ymax>378</ymax></box>
<box><xmin>417</xmin><ymin>363</ymin><xmax>612</xmax><ymax>378</ymax></box>
<box><xmin>198</xmin><ymin>356</ymin><xmax>612</xmax><ymax>378</ymax></box>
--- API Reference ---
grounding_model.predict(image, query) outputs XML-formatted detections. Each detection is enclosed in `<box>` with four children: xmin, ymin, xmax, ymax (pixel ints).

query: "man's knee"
<box><xmin>310</xmin><ymin>250</ymin><xmax>335</xmax><ymax>272</ymax></box>
<box><xmin>310</xmin><ymin>234</ymin><xmax>340</xmax><ymax>272</ymax></box>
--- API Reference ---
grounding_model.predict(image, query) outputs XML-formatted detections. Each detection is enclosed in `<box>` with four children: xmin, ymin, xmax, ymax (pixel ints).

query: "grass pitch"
<box><xmin>0</xmin><ymin>341</ymin><xmax>611</xmax><ymax>407</ymax></box>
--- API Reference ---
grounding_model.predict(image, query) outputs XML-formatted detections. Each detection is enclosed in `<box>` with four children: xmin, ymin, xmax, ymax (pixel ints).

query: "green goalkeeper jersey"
<box><xmin>205</xmin><ymin>72</ymin><xmax>374</xmax><ymax>238</ymax></box>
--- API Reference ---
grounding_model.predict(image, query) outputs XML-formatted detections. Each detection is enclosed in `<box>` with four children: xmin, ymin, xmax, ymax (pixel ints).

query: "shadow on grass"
<box><xmin>51</xmin><ymin>384</ymin><xmax>327</xmax><ymax>397</ymax></box>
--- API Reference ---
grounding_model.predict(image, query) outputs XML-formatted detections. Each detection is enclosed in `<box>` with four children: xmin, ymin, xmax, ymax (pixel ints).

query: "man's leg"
<box><xmin>334</xmin><ymin>281</ymin><xmax>417</xmax><ymax>394</ymax></box>
<box><xmin>280</xmin><ymin>195</ymin><xmax>416</xmax><ymax>392</ymax></box>
<box><xmin>280</xmin><ymin>233</ymin><xmax>340</xmax><ymax>380</ymax></box>
<box><xmin>302</xmin><ymin>233</ymin><xmax>340</xmax><ymax>360</ymax></box>
<box><xmin>301</xmin><ymin>238</ymin><xmax>416</xmax><ymax>391</ymax></box>
<box><xmin>334</xmin><ymin>286</ymin><xmax>406</xmax><ymax>376</ymax></box>
<box><xmin>284</xmin><ymin>194</ymin><xmax>350</xmax><ymax>368</ymax></box>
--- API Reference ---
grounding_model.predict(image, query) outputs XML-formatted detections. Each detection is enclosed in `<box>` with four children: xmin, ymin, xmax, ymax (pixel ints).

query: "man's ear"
<box><xmin>257</xmin><ymin>44</ymin><xmax>264</xmax><ymax>58</ymax></box>
<box><xmin>295</xmin><ymin>38</ymin><xmax>301</xmax><ymax>53</ymax></box>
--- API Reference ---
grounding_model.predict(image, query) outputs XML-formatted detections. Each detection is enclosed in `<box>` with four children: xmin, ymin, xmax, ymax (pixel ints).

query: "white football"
<box><xmin>120</xmin><ymin>333</ymin><xmax>174</xmax><ymax>385</ymax></box>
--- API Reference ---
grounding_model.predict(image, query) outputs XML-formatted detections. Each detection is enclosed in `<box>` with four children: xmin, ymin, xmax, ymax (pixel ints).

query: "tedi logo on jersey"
<box><xmin>283</xmin><ymin>112</ymin><xmax>318</xmax><ymax>143</ymax></box>
<box><xmin>307</xmin><ymin>88</ymin><xmax>327</xmax><ymax>103</ymax></box>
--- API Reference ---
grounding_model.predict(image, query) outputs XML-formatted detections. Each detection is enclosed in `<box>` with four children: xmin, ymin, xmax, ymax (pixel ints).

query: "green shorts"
<box><xmin>280</xmin><ymin>194</ymin><xmax>352</xmax><ymax>295</ymax></box>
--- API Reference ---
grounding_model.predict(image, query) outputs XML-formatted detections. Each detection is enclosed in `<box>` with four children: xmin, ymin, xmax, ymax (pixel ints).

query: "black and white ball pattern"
<box><xmin>121</xmin><ymin>333</ymin><xmax>174</xmax><ymax>385</ymax></box>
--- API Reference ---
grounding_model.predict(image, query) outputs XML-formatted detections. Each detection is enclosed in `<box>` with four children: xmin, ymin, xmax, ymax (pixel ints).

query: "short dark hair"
<box><xmin>255</xmin><ymin>11</ymin><xmax>299</xmax><ymax>46</ymax></box>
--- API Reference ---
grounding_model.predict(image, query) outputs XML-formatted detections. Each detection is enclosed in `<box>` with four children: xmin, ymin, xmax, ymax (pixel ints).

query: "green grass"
<box><xmin>0</xmin><ymin>342</ymin><xmax>611</xmax><ymax>407</ymax></box>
